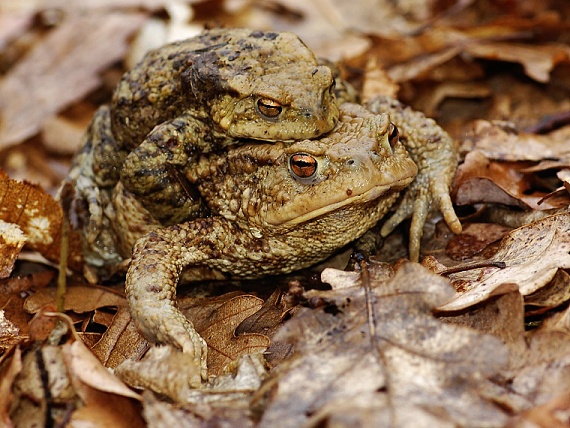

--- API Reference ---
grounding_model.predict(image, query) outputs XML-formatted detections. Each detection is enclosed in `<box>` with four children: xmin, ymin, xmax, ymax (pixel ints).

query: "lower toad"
<box><xmin>114</xmin><ymin>101</ymin><xmax>460</xmax><ymax>381</ymax></box>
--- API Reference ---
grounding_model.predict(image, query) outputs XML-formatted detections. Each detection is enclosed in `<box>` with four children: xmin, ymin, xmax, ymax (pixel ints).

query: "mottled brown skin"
<box><xmin>65</xmin><ymin>29</ymin><xmax>462</xmax><ymax>383</ymax></box>
<box><xmin>67</xmin><ymin>28</ymin><xmax>339</xmax><ymax>267</ymax></box>
<box><xmin>125</xmin><ymin>103</ymin><xmax>419</xmax><ymax>382</ymax></box>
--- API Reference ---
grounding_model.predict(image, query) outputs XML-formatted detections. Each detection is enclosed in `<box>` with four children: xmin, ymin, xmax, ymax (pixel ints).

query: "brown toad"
<box><xmin>68</xmin><ymin>28</ymin><xmax>339</xmax><ymax>267</ymax></box>
<box><xmin>117</xmin><ymin>101</ymin><xmax>461</xmax><ymax>382</ymax></box>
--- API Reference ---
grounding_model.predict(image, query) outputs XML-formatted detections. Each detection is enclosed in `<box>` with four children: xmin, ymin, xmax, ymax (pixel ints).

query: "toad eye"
<box><xmin>289</xmin><ymin>153</ymin><xmax>318</xmax><ymax>179</ymax></box>
<box><xmin>256</xmin><ymin>98</ymin><xmax>283</xmax><ymax>119</ymax></box>
<box><xmin>388</xmin><ymin>123</ymin><xmax>399</xmax><ymax>147</ymax></box>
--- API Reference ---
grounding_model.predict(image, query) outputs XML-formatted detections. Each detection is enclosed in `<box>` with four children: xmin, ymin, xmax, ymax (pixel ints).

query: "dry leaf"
<box><xmin>0</xmin><ymin>171</ymin><xmax>83</xmax><ymax>269</ymax></box>
<box><xmin>5</xmin><ymin>318</ymin><xmax>142</xmax><ymax>427</ymax></box>
<box><xmin>525</xmin><ymin>269</ymin><xmax>570</xmax><ymax>310</ymax></box>
<box><xmin>461</xmin><ymin>120</ymin><xmax>570</xmax><ymax>162</ymax></box>
<box><xmin>446</xmin><ymin>222</ymin><xmax>512</xmax><ymax>260</ymax></box>
<box><xmin>438</xmin><ymin>213</ymin><xmax>570</xmax><ymax>312</ymax></box>
<box><xmin>24</xmin><ymin>284</ymin><xmax>125</xmax><ymax>314</ymax></box>
<box><xmin>64</xmin><ymin>340</ymin><xmax>141</xmax><ymax>400</ymax></box>
<box><xmin>0</xmin><ymin>11</ymin><xmax>147</xmax><ymax>148</ymax></box>
<box><xmin>258</xmin><ymin>263</ymin><xmax>509</xmax><ymax>427</ymax></box>
<box><xmin>464</xmin><ymin>42</ymin><xmax>570</xmax><ymax>83</ymax></box>
<box><xmin>0</xmin><ymin>346</ymin><xmax>22</xmax><ymax>427</ymax></box>
<box><xmin>187</xmin><ymin>294</ymin><xmax>271</xmax><ymax>376</ymax></box>
<box><xmin>453</xmin><ymin>150</ymin><xmax>559</xmax><ymax>210</ymax></box>
<box><xmin>91</xmin><ymin>307</ymin><xmax>149</xmax><ymax>369</ymax></box>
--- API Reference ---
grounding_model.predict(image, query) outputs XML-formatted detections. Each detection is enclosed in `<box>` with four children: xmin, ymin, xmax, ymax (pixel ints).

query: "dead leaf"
<box><xmin>186</xmin><ymin>294</ymin><xmax>270</xmax><ymax>376</ymax></box>
<box><xmin>464</xmin><ymin>42</ymin><xmax>570</xmax><ymax>83</ymax></box>
<box><xmin>257</xmin><ymin>263</ymin><xmax>509</xmax><ymax>427</ymax></box>
<box><xmin>0</xmin><ymin>171</ymin><xmax>83</xmax><ymax>269</ymax></box>
<box><xmin>446</xmin><ymin>222</ymin><xmax>512</xmax><ymax>261</ymax></box>
<box><xmin>64</xmin><ymin>340</ymin><xmax>141</xmax><ymax>400</ymax></box>
<box><xmin>0</xmin><ymin>11</ymin><xmax>147</xmax><ymax>148</ymax></box>
<box><xmin>452</xmin><ymin>150</ymin><xmax>559</xmax><ymax>210</ymax></box>
<box><xmin>525</xmin><ymin>269</ymin><xmax>570</xmax><ymax>310</ymax></box>
<box><xmin>114</xmin><ymin>346</ymin><xmax>202</xmax><ymax>403</ymax></box>
<box><xmin>91</xmin><ymin>306</ymin><xmax>149</xmax><ymax>369</ymax></box>
<box><xmin>5</xmin><ymin>319</ymin><xmax>143</xmax><ymax>427</ymax></box>
<box><xmin>0</xmin><ymin>346</ymin><xmax>22</xmax><ymax>427</ymax></box>
<box><xmin>441</xmin><ymin>288</ymin><xmax>527</xmax><ymax>365</ymax></box>
<box><xmin>438</xmin><ymin>213</ymin><xmax>570</xmax><ymax>312</ymax></box>
<box><xmin>461</xmin><ymin>120</ymin><xmax>570</xmax><ymax>162</ymax></box>
<box><xmin>24</xmin><ymin>284</ymin><xmax>125</xmax><ymax>314</ymax></box>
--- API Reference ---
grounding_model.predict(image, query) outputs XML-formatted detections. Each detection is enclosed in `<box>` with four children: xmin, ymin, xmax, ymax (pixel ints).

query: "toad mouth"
<box><xmin>267</xmin><ymin>175</ymin><xmax>415</xmax><ymax>227</ymax></box>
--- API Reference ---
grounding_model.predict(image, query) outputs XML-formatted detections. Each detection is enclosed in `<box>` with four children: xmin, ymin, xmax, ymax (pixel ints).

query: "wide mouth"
<box><xmin>266</xmin><ymin>174</ymin><xmax>414</xmax><ymax>227</ymax></box>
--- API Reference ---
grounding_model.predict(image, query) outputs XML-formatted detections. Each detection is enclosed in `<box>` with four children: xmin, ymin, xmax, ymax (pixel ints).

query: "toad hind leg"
<box><xmin>126</xmin><ymin>217</ymin><xmax>254</xmax><ymax>384</ymax></box>
<box><xmin>126</xmin><ymin>227</ymin><xmax>208</xmax><ymax>386</ymax></box>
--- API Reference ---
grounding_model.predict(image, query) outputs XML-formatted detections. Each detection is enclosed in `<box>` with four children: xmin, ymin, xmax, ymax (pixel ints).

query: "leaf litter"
<box><xmin>1</xmin><ymin>0</ymin><xmax>570</xmax><ymax>426</ymax></box>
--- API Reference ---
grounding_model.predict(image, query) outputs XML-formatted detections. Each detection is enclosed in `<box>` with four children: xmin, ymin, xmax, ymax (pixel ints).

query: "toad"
<box><xmin>67</xmin><ymin>28</ymin><xmax>339</xmax><ymax>267</ymax></box>
<box><xmin>118</xmin><ymin>101</ymin><xmax>461</xmax><ymax>382</ymax></box>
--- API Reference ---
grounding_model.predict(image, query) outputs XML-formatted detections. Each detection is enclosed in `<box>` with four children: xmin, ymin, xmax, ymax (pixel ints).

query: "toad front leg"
<box><xmin>120</xmin><ymin>113</ymin><xmax>226</xmax><ymax>225</ymax></box>
<box><xmin>365</xmin><ymin>97</ymin><xmax>462</xmax><ymax>261</ymax></box>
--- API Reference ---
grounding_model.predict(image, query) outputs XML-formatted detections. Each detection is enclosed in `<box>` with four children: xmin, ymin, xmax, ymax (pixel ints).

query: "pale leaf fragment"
<box><xmin>63</xmin><ymin>340</ymin><xmax>141</xmax><ymax>401</ymax></box>
<box><xmin>438</xmin><ymin>213</ymin><xmax>570</xmax><ymax>312</ymax></box>
<box><xmin>0</xmin><ymin>220</ymin><xmax>26</xmax><ymax>278</ymax></box>
<box><xmin>0</xmin><ymin>346</ymin><xmax>22</xmax><ymax>427</ymax></box>
<box><xmin>115</xmin><ymin>346</ymin><xmax>201</xmax><ymax>401</ymax></box>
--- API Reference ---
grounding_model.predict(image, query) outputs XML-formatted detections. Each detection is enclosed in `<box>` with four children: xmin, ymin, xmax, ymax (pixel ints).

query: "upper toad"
<box><xmin>68</xmin><ymin>28</ymin><xmax>339</xmax><ymax>267</ymax></box>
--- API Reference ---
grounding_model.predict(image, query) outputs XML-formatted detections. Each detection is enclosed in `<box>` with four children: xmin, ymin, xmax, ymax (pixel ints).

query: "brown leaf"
<box><xmin>91</xmin><ymin>307</ymin><xmax>149</xmax><ymax>369</ymax></box>
<box><xmin>59</xmin><ymin>340</ymin><xmax>145</xmax><ymax>427</ymax></box>
<box><xmin>0</xmin><ymin>171</ymin><xmax>83</xmax><ymax>269</ymax></box>
<box><xmin>24</xmin><ymin>284</ymin><xmax>125</xmax><ymax>314</ymax></box>
<box><xmin>446</xmin><ymin>222</ymin><xmax>512</xmax><ymax>261</ymax></box>
<box><xmin>0</xmin><ymin>11</ymin><xmax>147</xmax><ymax>148</ymax></box>
<box><xmin>438</xmin><ymin>213</ymin><xmax>570</xmax><ymax>312</ymax></box>
<box><xmin>186</xmin><ymin>294</ymin><xmax>270</xmax><ymax>376</ymax></box>
<box><xmin>461</xmin><ymin>120</ymin><xmax>570</xmax><ymax>162</ymax></box>
<box><xmin>453</xmin><ymin>150</ymin><xmax>559</xmax><ymax>210</ymax></box>
<box><xmin>114</xmin><ymin>346</ymin><xmax>202</xmax><ymax>403</ymax></box>
<box><xmin>525</xmin><ymin>269</ymin><xmax>570</xmax><ymax>310</ymax></box>
<box><xmin>6</xmin><ymin>319</ymin><xmax>143</xmax><ymax>427</ymax></box>
<box><xmin>258</xmin><ymin>263</ymin><xmax>509</xmax><ymax>427</ymax></box>
<box><xmin>64</xmin><ymin>340</ymin><xmax>141</xmax><ymax>400</ymax></box>
<box><xmin>464</xmin><ymin>42</ymin><xmax>570</xmax><ymax>83</ymax></box>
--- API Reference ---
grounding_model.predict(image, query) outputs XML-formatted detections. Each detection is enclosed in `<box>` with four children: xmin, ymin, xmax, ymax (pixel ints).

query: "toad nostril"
<box><xmin>347</xmin><ymin>159</ymin><xmax>356</xmax><ymax>166</ymax></box>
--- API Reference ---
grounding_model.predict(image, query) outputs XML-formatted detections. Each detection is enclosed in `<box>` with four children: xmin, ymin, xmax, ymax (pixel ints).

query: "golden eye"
<box><xmin>256</xmin><ymin>98</ymin><xmax>283</xmax><ymax>119</ymax></box>
<box><xmin>289</xmin><ymin>153</ymin><xmax>318</xmax><ymax>179</ymax></box>
<box><xmin>388</xmin><ymin>123</ymin><xmax>399</xmax><ymax>147</ymax></box>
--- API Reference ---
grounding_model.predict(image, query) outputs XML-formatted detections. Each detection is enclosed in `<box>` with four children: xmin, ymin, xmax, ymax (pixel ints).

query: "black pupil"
<box><xmin>294</xmin><ymin>159</ymin><xmax>313</xmax><ymax>168</ymax></box>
